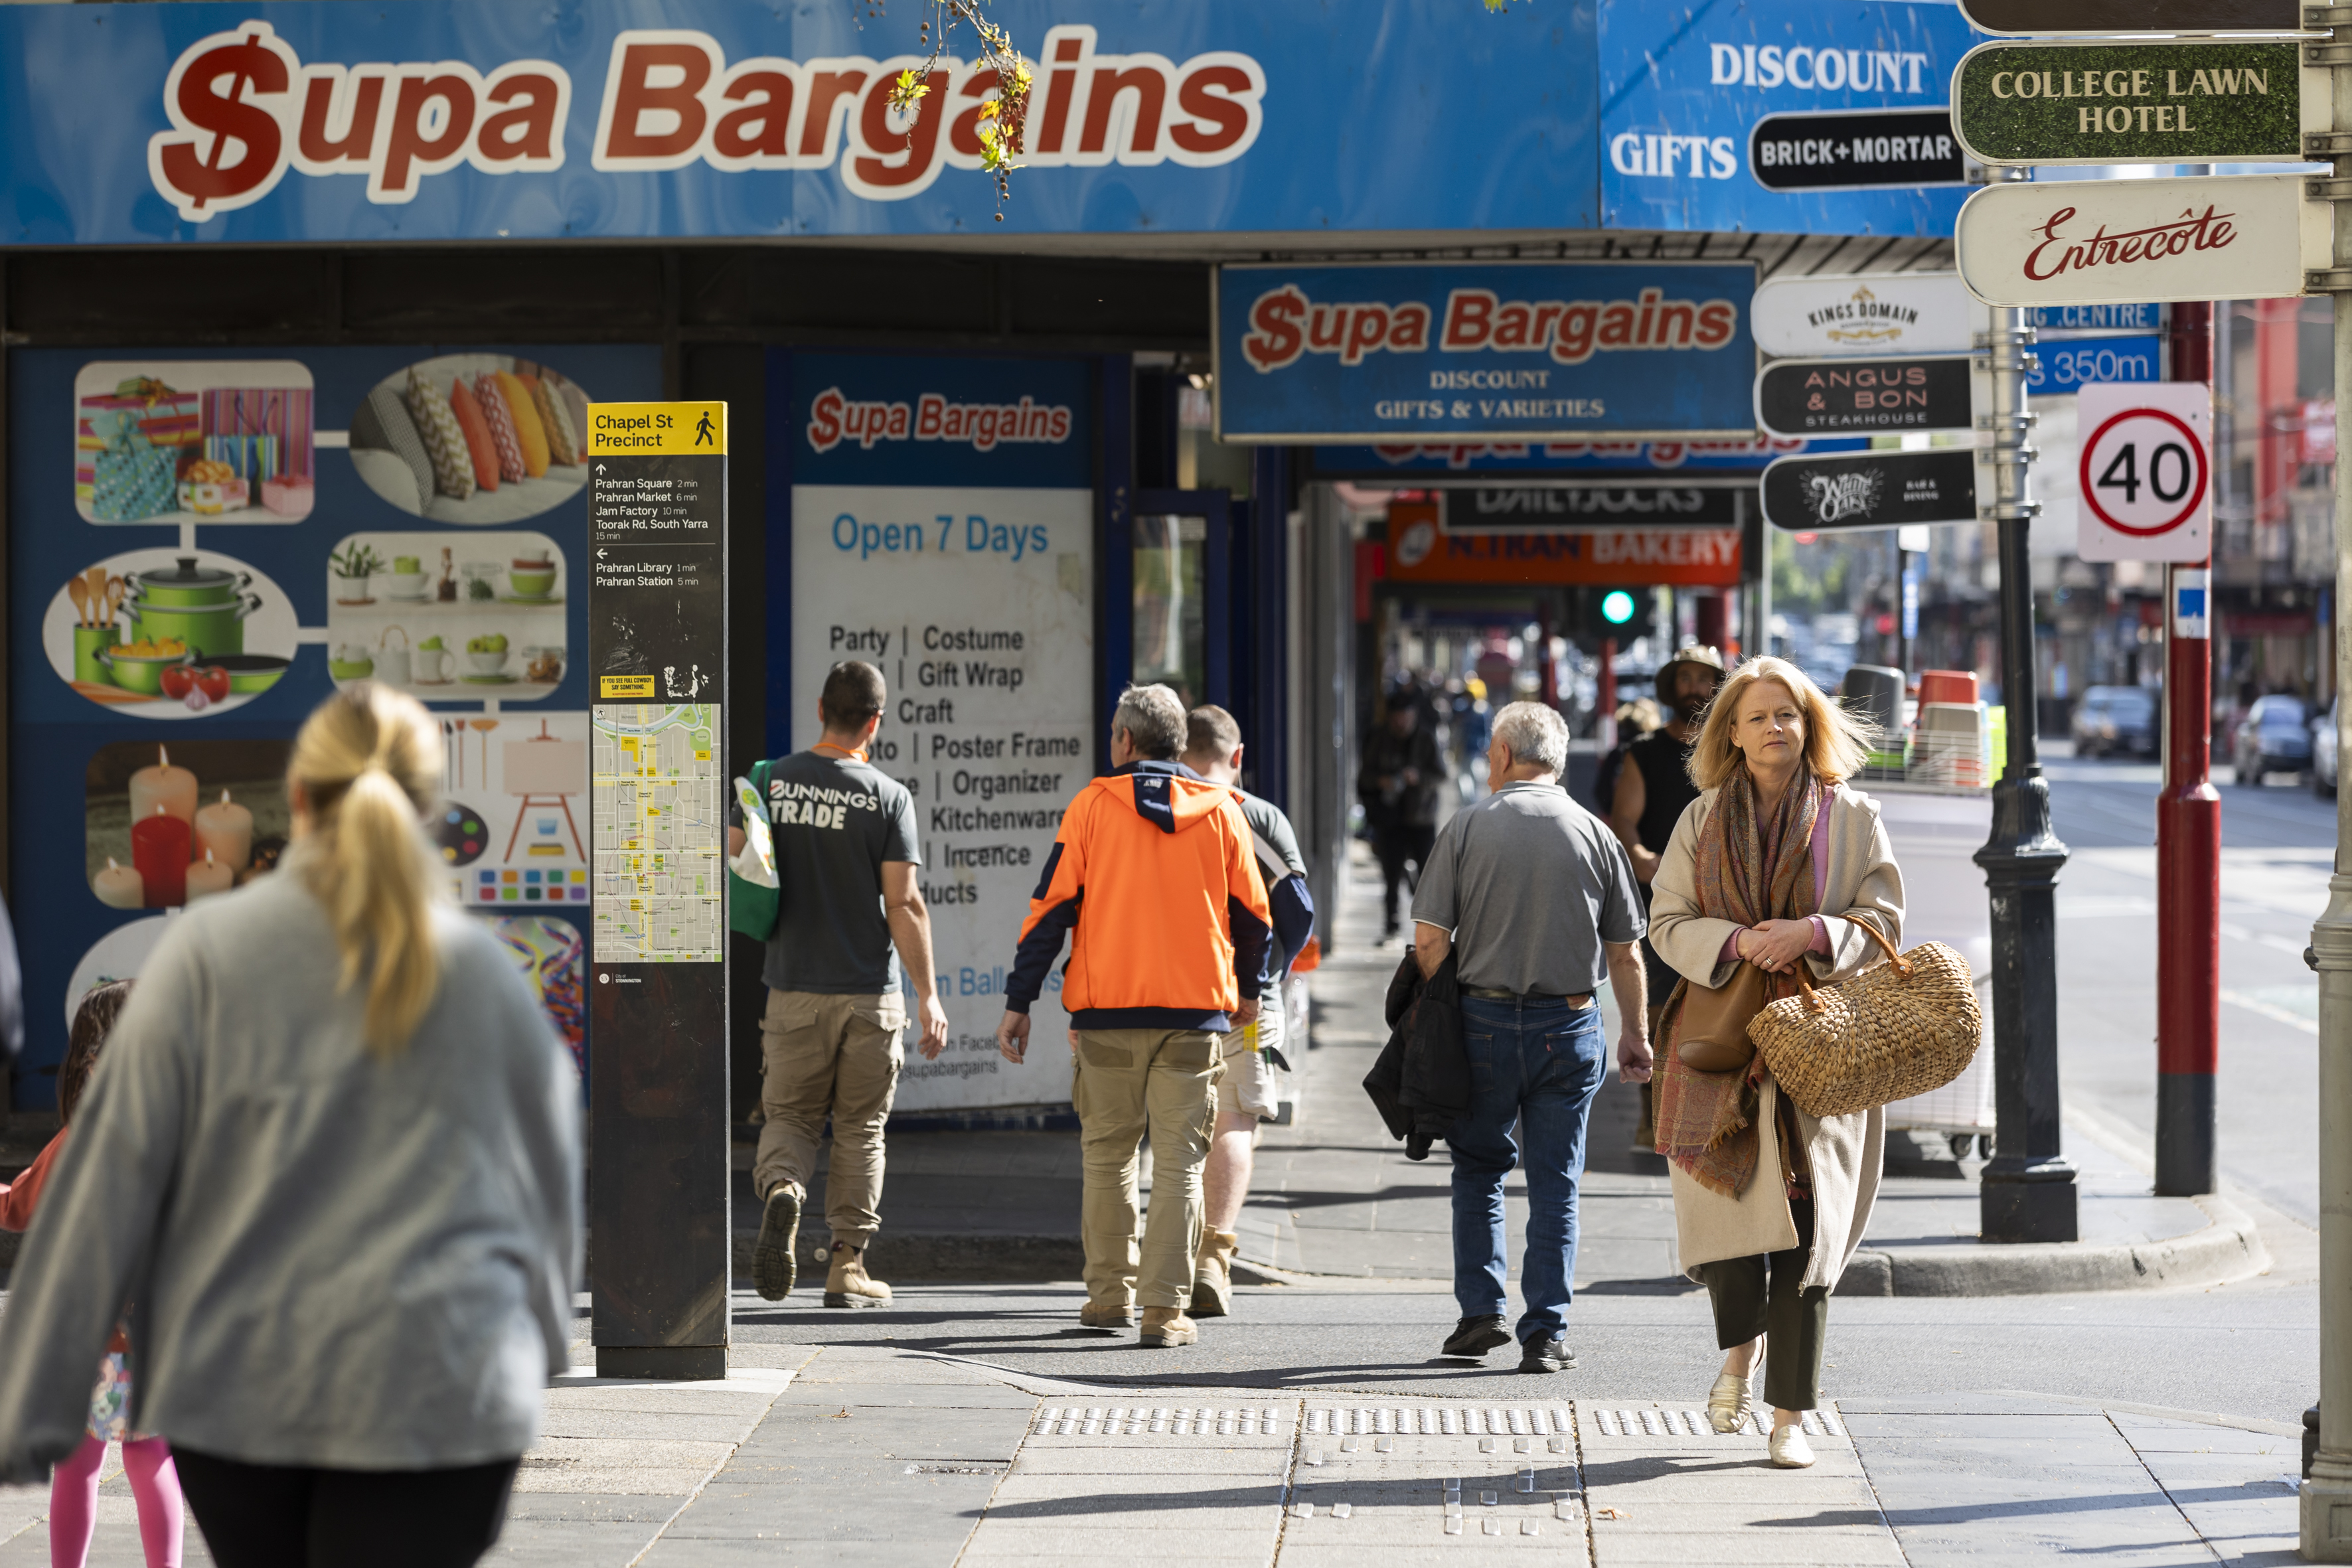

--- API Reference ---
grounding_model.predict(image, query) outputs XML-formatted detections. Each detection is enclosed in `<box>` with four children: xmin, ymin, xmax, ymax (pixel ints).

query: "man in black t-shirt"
<box><xmin>728</xmin><ymin>661</ymin><xmax>949</xmax><ymax>1307</ymax></box>
<box><xmin>1607</xmin><ymin>645</ymin><xmax>1725</xmax><ymax>1151</ymax></box>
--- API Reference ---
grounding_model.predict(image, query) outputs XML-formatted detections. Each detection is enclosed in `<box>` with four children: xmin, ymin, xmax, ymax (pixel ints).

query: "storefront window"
<box><xmin>1133</xmin><ymin>512</ymin><xmax>1208</xmax><ymax>706</ymax></box>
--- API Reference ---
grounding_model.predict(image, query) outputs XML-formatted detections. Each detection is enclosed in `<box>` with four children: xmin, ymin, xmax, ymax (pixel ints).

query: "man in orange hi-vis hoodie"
<box><xmin>995</xmin><ymin>684</ymin><xmax>1273</xmax><ymax>1348</ymax></box>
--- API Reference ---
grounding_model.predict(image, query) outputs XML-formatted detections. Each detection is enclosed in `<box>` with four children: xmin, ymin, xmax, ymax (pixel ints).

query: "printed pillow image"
<box><xmin>474</xmin><ymin>372</ymin><xmax>528</xmax><ymax>485</ymax></box>
<box><xmin>495</xmin><ymin>370</ymin><xmax>552</xmax><ymax>477</ymax></box>
<box><xmin>447</xmin><ymin>378</ymin><xmax>501</xmax><ymax>493</ymax></box>
<box><xmin>346</xmin><ymin>353</ymin><xmax>593</xmax><ymax>524</ymax></box>
<box><xmin>405</xmin><ymin>366</ymin><xmax>476</xmax><ymax>501</ymax></box>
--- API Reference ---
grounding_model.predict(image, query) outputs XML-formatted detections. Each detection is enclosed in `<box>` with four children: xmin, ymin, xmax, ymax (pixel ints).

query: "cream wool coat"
<box><xmin>1647</xmin><ymin>781</ymin><xmax>1904</xmax><ymax>1292</ymax></box>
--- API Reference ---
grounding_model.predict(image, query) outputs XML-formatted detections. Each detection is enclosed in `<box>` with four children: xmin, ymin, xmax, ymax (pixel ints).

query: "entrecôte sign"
<box><xmin>1954</xmin><ymin>173</ymin><xmax>2325</xmax><ymax>307</ymax></box>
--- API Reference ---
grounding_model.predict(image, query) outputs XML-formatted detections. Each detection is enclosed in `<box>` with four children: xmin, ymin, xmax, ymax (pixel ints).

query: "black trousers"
<box><xmin>1373</xmin><ymin>822</ymin><xmax>1436</xmax><ymax>929</ymax></box>
<box><xmin>1692</xmin><ymin>1196</ymin><xmax>1830</xmax><ymax>1413</ymax></box>
<box><xmin>173</xmin><ymin>1448</ymin><xmax>518</xmax><ymax>1568</ymax></box>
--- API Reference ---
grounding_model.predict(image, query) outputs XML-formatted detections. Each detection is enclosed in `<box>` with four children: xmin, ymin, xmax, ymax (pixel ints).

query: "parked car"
<box><xmin>2232</xmin><ymin>692</ymin><xmax>2313</xmax><ymax>785</ymax></box>
<box><xmin>2071</xmin><ymin>684</ymin><xmax>2159</xmax><ymax>759</ymax></box>
<box><xmin>2315</xmin><ymin>698</ymin><xmax>2339</xmax><ymax>798</ymax></box>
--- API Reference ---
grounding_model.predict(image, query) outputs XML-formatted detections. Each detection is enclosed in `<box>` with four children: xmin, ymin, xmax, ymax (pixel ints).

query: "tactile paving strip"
<box><xmin>1030</xmin><ymin>1404</ymin><xmax>1283</xmax><ymax>1438</ymax></box>
<box><xmin>1582</xmin><ymin>1406</ymin><xmax>1847</xmax><ymax>1440</ymax></box>
<box><xmin>1300</xmin><ymin>1405</ymin><xmax>1575</xmax><ymax>1437</ymax></box>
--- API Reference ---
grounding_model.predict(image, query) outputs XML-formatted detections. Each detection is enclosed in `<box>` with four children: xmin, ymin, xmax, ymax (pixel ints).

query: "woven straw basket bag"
<box><xmin>1750</xmin><ymin>920</ymin><xmax>1981</xmax><ymax>1118</ymax></box>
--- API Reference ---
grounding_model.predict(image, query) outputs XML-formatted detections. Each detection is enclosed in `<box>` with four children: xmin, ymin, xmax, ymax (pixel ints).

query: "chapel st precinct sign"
<box><xmin>1212</xmin><ymin>260</ymin><xmax>1759</xmax><ymax>443</ymax></box>
<box><xmin>1953</xmin><ymin>40</ymin><xmax>2310</xmax><ymax>166</ymax></box>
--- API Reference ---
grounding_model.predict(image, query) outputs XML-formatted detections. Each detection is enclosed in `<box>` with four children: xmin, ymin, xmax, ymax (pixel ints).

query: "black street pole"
<box><xmin>1972</xmin><ymin>166</ymin><xmax>2078</xmax><ymax>1244</ymax></box>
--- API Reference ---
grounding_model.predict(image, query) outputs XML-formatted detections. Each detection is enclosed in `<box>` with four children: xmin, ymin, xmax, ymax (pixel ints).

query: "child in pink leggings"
<box><xmin>1</xmin><ymin>981</ymin><xmax>182</xmax><ymax>1568</ymax></box>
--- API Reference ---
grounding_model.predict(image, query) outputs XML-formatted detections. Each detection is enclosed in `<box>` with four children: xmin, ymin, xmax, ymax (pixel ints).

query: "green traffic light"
<box><xmin>1601</xmin><ymin>590</ymin><xmax>1636</xmax><ymax>625</ymax></box>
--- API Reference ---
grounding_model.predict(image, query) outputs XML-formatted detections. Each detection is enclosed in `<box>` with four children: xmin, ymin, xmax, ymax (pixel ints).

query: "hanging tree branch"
<box><xmin>866</xmin><ymin>0</ymin><xmax>1032</xmax><ymax>218</ymax></box>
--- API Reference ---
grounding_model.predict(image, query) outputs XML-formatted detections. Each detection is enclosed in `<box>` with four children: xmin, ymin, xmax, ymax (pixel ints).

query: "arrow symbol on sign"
<box><xmin>595</xmin><ymin>463</ymin><xmax>607</xmax><ymax>475</ymax></box>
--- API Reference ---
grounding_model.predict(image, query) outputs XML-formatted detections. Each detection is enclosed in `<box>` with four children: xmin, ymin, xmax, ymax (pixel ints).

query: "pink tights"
<box><xmin>50</xmin><ymin>1434</ymin><xmax>182</xmax><ymax>1568</ymax></box>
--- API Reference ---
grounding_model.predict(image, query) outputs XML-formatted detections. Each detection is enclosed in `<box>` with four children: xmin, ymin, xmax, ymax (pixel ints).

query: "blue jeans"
<box><xmin>1450</xmin><ymin>995</ymin><xmax>1607</xmax><ymax>1345</ymax></box>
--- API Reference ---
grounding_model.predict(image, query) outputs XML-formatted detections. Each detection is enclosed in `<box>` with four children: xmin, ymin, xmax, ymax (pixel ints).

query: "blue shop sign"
<box><xmin>2033</xmin><ymin>304</ymin><xmax>2162</xmax><ymax>333</ymax></box>
<box><xmin>2025</xmin><ymin>335</ymin><xmax>2163</xmax><ymax>396</ymax></box>
<box><xmin>1600</xmin><ymin>0</ymin><xmax>1979</xmax><ymax>236</ymax></box>
<box><xmin>0</xmin><ymin>0</ymin><xmax>1595</xmax><ymax>246</ymax></box>
<box><xmin>1215</xmin><ymin>262</ymin><xmax>1760</xmax><ymax>443</ymax></box>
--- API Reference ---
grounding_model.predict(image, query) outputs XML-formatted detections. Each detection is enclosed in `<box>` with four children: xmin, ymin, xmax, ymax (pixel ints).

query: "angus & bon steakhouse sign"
<box><xmin>1954</xmin><ymin>172</ymin><xmax>2326</xmax><ymax>307</ymax></box>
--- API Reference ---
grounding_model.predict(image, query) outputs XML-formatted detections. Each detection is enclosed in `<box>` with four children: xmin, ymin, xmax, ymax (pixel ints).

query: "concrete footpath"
<box><xmin>0</xmin><ymin>1337</ymin><xmax>2303</xmax><ymax>1567</ymax></box>
<box><xmin>742</xmin><ymin>837</ymin><xmax>2276</xmax><ymax>1302</ymax></box>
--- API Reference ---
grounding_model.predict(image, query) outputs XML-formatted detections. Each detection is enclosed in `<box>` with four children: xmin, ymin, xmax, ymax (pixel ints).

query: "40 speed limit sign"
<box><xmin>2075</xmin><ymin>382</ymin><xmax>2211</xmax><ymax>563</ymax></box>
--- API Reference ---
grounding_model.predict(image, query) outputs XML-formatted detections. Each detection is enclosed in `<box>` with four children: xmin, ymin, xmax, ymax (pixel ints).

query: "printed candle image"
<box><xmin>127</xmin><ymin>746</ymin><xmax>198</xmax><ymax>824</ymax></box>
<box><xmin>131</xmin><ymin>807</ymin><xmax>190</xmax><ymax>907</ymax></box>
<box><xmin>193</xmin><ymin>789</ymin><xmax>253</xmax><ymax>870</ymax></box>
<box><xmin>92</xmin><ymin>858</ymin><xmax>142</xmax><ymax>909</ymax></box>
<box><xmin>88</xmin><ymin>739</ymin><xmax>290</xmax><ymax>911</ymax></box>
<box><xmin>185</xmin><ymin>849</ymin><xmax>233</xmax><ymax>902</ymax></box>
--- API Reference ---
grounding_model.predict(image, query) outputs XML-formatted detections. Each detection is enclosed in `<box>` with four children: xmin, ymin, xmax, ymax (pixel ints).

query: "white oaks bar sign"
<box><xmin>1953</xmin><ymin>40</ymin><xmax>2315</xmax><ymax>167</ymax></box>
<box><xmin>1955</xmin><ymin>173</ymin><xmax>2326</xmax><ymax>307</ymax></box>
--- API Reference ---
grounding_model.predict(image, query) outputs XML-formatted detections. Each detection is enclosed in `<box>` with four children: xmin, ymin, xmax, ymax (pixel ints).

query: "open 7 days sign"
<box><xmin>1955</xmin><ymin>172</ymin><xmax>2328</xmax><ymax>306</ymax></box>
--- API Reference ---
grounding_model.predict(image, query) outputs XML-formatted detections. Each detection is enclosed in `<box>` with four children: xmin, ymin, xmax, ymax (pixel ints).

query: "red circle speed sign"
<box><xmin>2080</xmin><ymin>406</ymin><xmax>2209</xmax><ymax>538</ymax></box>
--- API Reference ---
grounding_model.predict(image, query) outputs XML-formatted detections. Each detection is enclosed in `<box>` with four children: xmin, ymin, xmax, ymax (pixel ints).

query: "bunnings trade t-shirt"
<box><xmin>746</xmin><ymin>749</ymin><xmax>920</xmax><ymax>996</ymax></box>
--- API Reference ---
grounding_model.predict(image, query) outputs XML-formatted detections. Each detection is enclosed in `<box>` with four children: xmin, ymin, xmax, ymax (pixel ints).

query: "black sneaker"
<box><xmin>752</xmin><ymin>1185</ymin><xmax>801</xmax><ymax>1301</ymax></box>
<box><xmin>1519</xmin><ymin>1334</ymin><xmax>1575</xmax><ymax>1373</ymax></box>
<box><xmin>1442</xmin><ymin>1314</ymin><xmax>1512</xmax><ymax>1358</ymax></box>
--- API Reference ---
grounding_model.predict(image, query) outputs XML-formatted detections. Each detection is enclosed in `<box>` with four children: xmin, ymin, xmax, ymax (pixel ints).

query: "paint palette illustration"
<box><xmin>435</xmin><ymin>802</ymin><xmax>489</xmax><ymax>866</ymax></box>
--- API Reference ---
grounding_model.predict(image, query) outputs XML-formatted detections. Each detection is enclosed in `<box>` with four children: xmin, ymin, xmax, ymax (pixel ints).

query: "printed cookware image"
<box><xmin>125</xmin><ymin>556</ymin><xmax>262</xmax><ymax>659</ymax></box>
<box><xmin>92</xmin><ymin>645</ymin><xmax>195</xmax><ymax>697</ymax></box>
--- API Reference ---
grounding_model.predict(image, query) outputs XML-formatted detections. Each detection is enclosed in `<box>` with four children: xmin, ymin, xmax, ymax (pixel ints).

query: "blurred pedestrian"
<box><xmin>1608</xmin><ymin>646</ymin><xmax>1726</xmax><ymax>1150</ymax></box>
<box><xmin>1360</xmin><ymin>698</ymin><xmax>1444</xmax><ymax>943</ymax></box>
<box><xmin>995</xmin><ymin>684</ymin><xmax>1272</xmax><ymax>1348</ymax></box>
<box><xmin>1180</xmin><ymin>705</ymin><xmax>1316</xmax><ymax>1318</ymax></box>
<box><xmin>1648</xmin><ymin>656</ymin><xmax>1902</xmax><ymax>1469</ymax></box>
<box><xmin>0</xmin><ymin>684</ymin><xmax>580</xmax><ymax>1568</ymax></box>
<box><xmin>1413</xmin><ymin>702</ymin><xmax>1651</xmax><ymax>1374</ymax></box>
<box><xmin>0</xmin><ymin>980</ymin><xmax>183</xmax><ymax>1568</ymax></box>
<box><xmin>730</xmin><ymin>659</ymin><xmax>949</xmax><ymax>1308</ymax></box>
<box><xmin>1592</xmin><ymin>698</ymin><xmax>1664</xmax><ymax>819</ymax></box>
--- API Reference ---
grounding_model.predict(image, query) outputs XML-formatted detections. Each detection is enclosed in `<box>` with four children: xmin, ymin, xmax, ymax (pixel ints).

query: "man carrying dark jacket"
<box><xmin>994</xmin><ymin>685</ymin><xmax>1273</xmax><ymax>1349</ymax></box>
<box><xmin>1179</xmin><ymin>704</ymin><xmax>1315</xmax><ymax>1318</ymax></box>
<box><xmin>1413</xmin><ymin>701</ymin><xmax>1650</xmax><ymax>1375</ymax></box>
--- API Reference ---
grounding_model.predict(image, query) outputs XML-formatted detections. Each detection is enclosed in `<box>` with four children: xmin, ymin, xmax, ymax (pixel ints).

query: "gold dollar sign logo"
<box><xmin>156</xmin><ymin>31</ymin><xmax>287</xmax><ymax>212</ymax></box>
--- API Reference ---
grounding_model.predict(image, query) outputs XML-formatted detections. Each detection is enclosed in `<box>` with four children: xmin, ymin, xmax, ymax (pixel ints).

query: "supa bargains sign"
<box><xmin>0</xmin><ymin>0</ymin><xmax>1598</xmax><ymax>244</ymax></box>
<box><xmin>1213</xmin><ymin>261</ymin><xmax>1760</xmax><ymax>443</ymax></box>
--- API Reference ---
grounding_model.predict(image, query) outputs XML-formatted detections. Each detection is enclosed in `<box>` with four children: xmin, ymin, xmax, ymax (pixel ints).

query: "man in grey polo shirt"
<box><xmin>1412</xmin><ymin>701</ymin><xmax>1652</xmax><ymax>1374</ymax></box>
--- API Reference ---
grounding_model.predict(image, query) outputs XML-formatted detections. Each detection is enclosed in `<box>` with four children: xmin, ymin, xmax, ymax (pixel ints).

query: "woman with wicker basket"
<box><xmin>1647</xmin><ymin>657</ymin><xmax>1902</xmax><ymax>1470</ymax></box>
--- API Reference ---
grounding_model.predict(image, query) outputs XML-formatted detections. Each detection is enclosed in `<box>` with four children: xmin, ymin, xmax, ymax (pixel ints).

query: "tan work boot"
<box><xmin>823</xmin><ymin>1242</ymin><xmax>892</xmax><ymax>1308</ymax></box>
<box><xmin>1138</xmin><ymin>1306</ymin><xmax>1198</xmax><ymax>1348</ymax></box>
<box><xmin>1192</xmin><ymin>1230</ymin><xmax>1240</xmax><ymax>1318</ymax></box>
<box><xmin>1079</xmin><ymin>1298</ymin><xmax>1136</xmax><ymax>1330</ymax></box>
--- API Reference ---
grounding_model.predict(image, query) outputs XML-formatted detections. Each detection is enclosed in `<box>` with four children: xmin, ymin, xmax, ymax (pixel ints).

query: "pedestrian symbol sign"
<box><xmin>586</xmin><ymin>400</ymin><xmax>727</xmax><ymax>456</ymax></box>
<box><xmin>2074</xmin><ymin>382</ymin><xmax>2210</xmax><ymax>562</ymax></box>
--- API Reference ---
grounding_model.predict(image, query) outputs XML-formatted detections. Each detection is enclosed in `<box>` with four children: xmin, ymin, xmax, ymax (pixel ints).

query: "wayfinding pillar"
<box><xmin>584</xmin><ymin>401</ymin><xmax>730</xmax><ymax>1379</ymax></box>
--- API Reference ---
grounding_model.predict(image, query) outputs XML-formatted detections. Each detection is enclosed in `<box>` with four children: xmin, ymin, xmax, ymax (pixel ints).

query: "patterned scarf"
<box><xmin>1654</xmin><ymin>764</ymin><xmax>1820</xmax><ymax>1196</ymax></box>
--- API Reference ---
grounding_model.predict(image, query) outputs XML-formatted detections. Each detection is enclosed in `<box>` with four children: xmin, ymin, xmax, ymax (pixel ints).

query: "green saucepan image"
<box><xmin>92</xmin><ymin>646</ymin><xmax>194</xmax><ymax>696</ymax></box>
<box><xmin>206</xmin><ymin>654</ymin><xmax>292</xmax><ymax>696</ymax></box>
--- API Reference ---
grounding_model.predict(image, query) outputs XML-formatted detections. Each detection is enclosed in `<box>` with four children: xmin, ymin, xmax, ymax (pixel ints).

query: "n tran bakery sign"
<box><xmin>1955</xmin><ymin>171</ymin><xmax>2326</xmax><ymax>306</ymax></box>
<box><xmin>147</xmin><ymin>21</ymin><xmax>1265</xmax><ymax>219</ymax></box>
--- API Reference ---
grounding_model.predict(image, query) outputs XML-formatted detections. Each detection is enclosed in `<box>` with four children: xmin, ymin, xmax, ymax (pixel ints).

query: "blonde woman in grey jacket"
<box><xmin>1647</xmin><ymin>656</ymin><xmax>1902</xmax><ymax>1470</ymax></box>
<box><xmin>0</xmin><ymin>684</ymin><xmax>581</xmax><ymax>1567</ymax></box>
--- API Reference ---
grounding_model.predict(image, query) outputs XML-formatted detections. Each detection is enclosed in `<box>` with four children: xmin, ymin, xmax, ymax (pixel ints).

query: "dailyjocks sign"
<box><xmin>1954</xmin><ymin>173</ymin><xmax>2327</xmax><ymax>307</ymax></box>
<box><xmin>2073</xmin><ymin>382</ymin><xmax>2211</xmax><ymax>563</ymax></box>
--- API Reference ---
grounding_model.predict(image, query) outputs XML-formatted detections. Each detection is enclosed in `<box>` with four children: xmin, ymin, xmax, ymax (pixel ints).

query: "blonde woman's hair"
<box><xmin>289</xmin><ymin>682</ymin><xmax>447</xmax><ymax>1055</ymax></box>
<box><xmin>1687</xmin><ymin>655</ymin><xmax>1876</xmax><ymax>791</ymax></box>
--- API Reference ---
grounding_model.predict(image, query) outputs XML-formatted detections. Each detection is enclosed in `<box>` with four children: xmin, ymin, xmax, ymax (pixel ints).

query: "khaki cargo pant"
<box><xmin>755</xmin><ymin>988</ymin><xmax>906</xmax><ymax>1249</ymax></box>
<box><xmin>1071</xmin><ymin>1028</ymin><xmax>1223</xmax><ymax>1310</ymax></box>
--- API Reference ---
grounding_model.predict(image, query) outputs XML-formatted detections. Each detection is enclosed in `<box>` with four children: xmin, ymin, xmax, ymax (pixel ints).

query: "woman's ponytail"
<box><xmin>287</xmin><ymin>683</ymin><xmax>447</xmax><ymax>1055</ymax></box>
